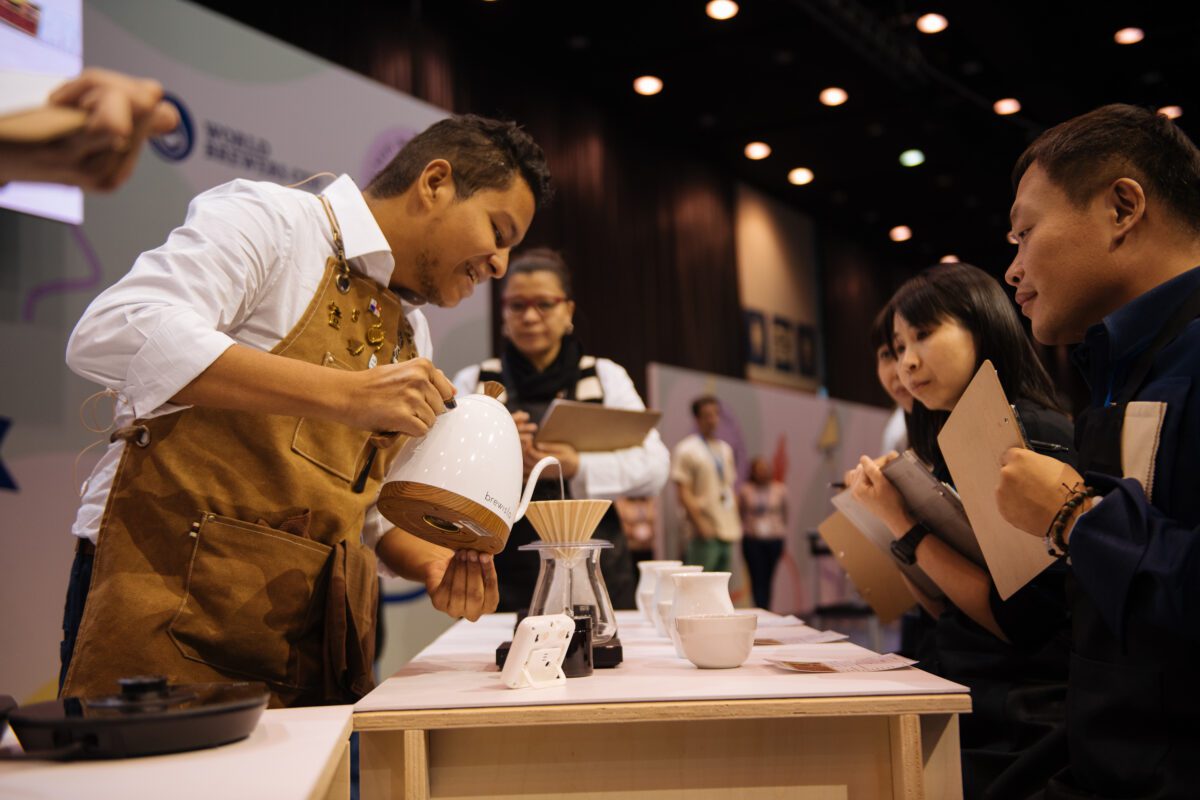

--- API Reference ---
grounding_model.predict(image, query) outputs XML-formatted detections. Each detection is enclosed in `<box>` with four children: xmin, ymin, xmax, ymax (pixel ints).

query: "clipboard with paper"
<box><xmin>937</xmin><ymin>360</ymin><xmax>1055</xmax><ymax>600</ymax></box>
<box><xmin>881</xmin><ymin>450</ymin><xmax>987</xmax><ymax>569</ymax></box>
<box><xmin>535</xmin><ymin>399</ymin><xmax>662</xmax><ymax>452</ymax></box>
<box><xmin>829</xmin><ymin>489</ymin><xmax>944</xmax><ymax>601</ymax></box>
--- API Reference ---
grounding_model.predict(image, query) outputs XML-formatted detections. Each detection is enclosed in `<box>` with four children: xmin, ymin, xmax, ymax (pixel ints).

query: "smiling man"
<box><xmin>60</xmin><ymin>114</ymin><xmax>552</xmax><ymax>707</ymax></box>
<box><xmin>995</xmin><ymin>104</ymin><xmax>1200</xmax><ymax>798</ymax></box>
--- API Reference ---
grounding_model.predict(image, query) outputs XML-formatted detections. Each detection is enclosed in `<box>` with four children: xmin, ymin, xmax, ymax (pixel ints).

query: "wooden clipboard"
<box><xmin>816</xmin><ymin>511</ymin><xmax>915</xmax><ymax>624</ymax></box>
<box><xmin>938</xmin><ymin>360</ymin><xmax>1054</xmax><ymax>600</ymax></box>
<box><xmin>830</xmin><ymin>489</ymin><xmax>943</xmax><ymax>600</ymax></box>
<box><xmin>535</xmin><ymin>399</ymin><xmax>661</xmax><ymax>452</ymax></box>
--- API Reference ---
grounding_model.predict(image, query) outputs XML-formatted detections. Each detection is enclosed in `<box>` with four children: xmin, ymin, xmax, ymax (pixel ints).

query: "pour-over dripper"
<box><xmin>524</xmin><ymin>499</ymin><xmax>612</xmax><ymax>543</ymax></box>
<box><xmin>520</xmin><ymin>540</ymin><xmax>617</xmax><ymax>644</ymax></box>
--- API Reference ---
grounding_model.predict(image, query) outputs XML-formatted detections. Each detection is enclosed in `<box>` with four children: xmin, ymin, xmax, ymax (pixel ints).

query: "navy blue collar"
<box><xmin>1074</xmin><ymin>265</ymin><xmax>1200</xmax><ymax>406</ymax></box>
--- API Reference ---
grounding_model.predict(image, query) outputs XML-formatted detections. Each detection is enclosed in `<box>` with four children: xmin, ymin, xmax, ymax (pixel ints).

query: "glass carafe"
<box><xmin>520</xmin><ymin>541</ymin><xmax>617</xmax><ymax>644</ymax></box>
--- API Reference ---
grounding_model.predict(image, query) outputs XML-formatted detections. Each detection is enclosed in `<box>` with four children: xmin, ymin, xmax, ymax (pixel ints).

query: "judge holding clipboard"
<box><xmin>453</xmin><ymin>249</ymin><xmax>669</xmax><ymax>611</ymax></box>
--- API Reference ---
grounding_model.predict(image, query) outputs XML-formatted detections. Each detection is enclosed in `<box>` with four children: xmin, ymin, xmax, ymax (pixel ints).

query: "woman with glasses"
<box><xmin>453</xmin><ymin>248</ymin><xmax>670</xmax><ymax>611</ymax></box>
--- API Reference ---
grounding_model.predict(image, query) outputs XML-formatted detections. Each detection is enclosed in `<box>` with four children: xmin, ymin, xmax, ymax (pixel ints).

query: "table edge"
<box><xmin>352</xmin><ymin>692</ymin><xmax>972</xmax><ymax>731</ymax></box>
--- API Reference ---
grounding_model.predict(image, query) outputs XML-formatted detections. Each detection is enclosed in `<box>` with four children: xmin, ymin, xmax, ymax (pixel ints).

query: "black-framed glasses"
<box><xmin>501</xmin><ymin>295</ymin><xmax>567</xmax><ymax>317</ymax></box>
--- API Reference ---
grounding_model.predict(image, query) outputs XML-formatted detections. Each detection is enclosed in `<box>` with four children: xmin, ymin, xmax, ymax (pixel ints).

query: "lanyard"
<box><xmin>703</xmin><ymin>438</ymin><xmax>726</xmax><ymax>483</ymax></box>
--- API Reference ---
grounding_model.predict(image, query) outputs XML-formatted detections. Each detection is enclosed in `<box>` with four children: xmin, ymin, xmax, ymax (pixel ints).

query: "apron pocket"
<box><xmin>291</xmin><ymin>352</ymin><xmax>372</xmax><ymax>482</ymax></box>
<box><xmin>1068</xmin><ymin>652</ymin><xmax>1169</xmax><ymax>793</ymax></box>
<box><xmin>168</xmin><ymin>513</ymin><xmax>332</xmax><ymax>688</ymax></box>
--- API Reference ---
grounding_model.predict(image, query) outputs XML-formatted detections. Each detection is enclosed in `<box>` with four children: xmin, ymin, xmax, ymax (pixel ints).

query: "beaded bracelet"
<box><xmin>1043</xmin><ymin>483</ymin><xmax>1096</xmax><ymax>559</ymax></box>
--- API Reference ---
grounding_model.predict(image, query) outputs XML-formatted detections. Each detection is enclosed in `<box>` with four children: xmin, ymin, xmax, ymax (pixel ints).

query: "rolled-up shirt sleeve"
<box><xmin>65</xmin><ymin>180</ymin><xmax>295</xmax><ymax>418</ymax></box>
<box><xmin>571</xmin><ymin>359</ymin><xmax>670</xmax><ymax>499</ymax></box>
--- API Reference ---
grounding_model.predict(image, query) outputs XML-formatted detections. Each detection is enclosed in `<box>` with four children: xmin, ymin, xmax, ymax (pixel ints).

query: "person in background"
<box><xmin>848</xmin><ymin>262</ymin><xmax>1074</xmax><ymax>799</ymax></box>
<box><xmin>737</xmin><ymin>455</ymin><xmax>787</xmax><ymax>610</ymax></box>
<box><xmin>995</xmin><ymin>103</ymin><xmax>1200</xmax><ymax>799</ymax></box>
<box><xmin>872</xmin><ymin>305</ymin><xmax>914</xmax><ymax>453</ymax></box>
<box><xmin>0</xmin><ymin>68</ymin><xmax>178</xmax><ymax>191</ymax></box>
<box><xmin>453</xmin><ymin>248</ymin><xmax>669</xmax><ymax>611</ymax></box>
<box><xmin>671</xmin><ymin>396</ymin><xmax>742</xmax><ymax>572</ymax></box>
<box><xmin>615</xmin><ymin>496</ymin><xmax>659</xmax><ymax>578</ymax></box>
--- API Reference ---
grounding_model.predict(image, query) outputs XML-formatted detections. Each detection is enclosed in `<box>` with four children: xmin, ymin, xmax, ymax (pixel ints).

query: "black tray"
<box><xmin>7</xmin><ymin>676</ymin><xmax>269</xmax><ymax>760</ymax></box>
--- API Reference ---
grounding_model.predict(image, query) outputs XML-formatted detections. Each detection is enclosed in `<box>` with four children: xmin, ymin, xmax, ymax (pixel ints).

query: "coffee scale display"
<box><xmin>497</xmin><ymin>499</ymin><xmax>624</xmax><ymax>671</ymax></box>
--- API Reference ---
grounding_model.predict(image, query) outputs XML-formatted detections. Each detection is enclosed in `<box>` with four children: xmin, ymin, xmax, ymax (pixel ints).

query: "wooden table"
<box><xmin>355</xmin><ymin>612</ymin><xmax>969</xmax><ymax>800</ymax></box>
<box><xmin>0</xmin><ymin>704</ymin><xmax>353</xmax><ymax>800</ymax></box>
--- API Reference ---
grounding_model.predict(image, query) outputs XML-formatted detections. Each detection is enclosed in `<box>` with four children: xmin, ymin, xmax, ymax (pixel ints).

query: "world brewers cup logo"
<box><xmin>149</xmin><ymin>93</ymin><xmax>195</xmax><ymax>162</ymax></box>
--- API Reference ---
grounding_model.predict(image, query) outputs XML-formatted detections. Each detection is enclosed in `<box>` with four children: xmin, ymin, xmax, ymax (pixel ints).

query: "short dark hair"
<box><xmin>1013</xmin><ymin>104</ymin><xmax>1200</xmax><ymax>234</ymax></box>
<box><xmin>505</xmin><ymin>247</ymin><xmax>573</xmax><ymax>297</ymax></box>
<box><xmin>885</xmin><ymin>263</ymin><xmax>1064</xmax><ymax>470</ymax></box>
<box><xmin>691</xmin><ymin>395</ymin><xmax>719</xmax><ymax>418</ymax></box>
<box><xmin>367</xmin><ymin>114</ymin><xmax>553</xmax><ymax>208</ymax></box>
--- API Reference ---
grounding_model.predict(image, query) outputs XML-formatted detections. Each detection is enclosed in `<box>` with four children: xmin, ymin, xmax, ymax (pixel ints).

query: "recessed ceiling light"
<box><xmin>993</xmin><ymin>98</ymin><xmax>1022</xmax><ymax>115</ymax></box>
<box><xmin>744</xmin><ymin>141</ymin><xmax>772</xmax><ymax>160</ymax></box>
<box><xmin>788</xmin><ymin>167</ymin><xmax>814</xmax><ymax>185</ymax></box>
<box><xmin>633</xmin><ymin>75</ymin><xmax>663</xmax><ymax>96</ymax></box>
<box><xmin>1114</xmin><ymin>27</ymin><xmax>1144</xmax><ymax>45</ymax></box>
<box><xmin>899</xmin><ymin>149</ymin><xmax>925</xmax><ymax>167</ymax></box>
<box><xmin>890</xmin><ymin>226</ymin><xmax>913</xmax><ymax>242</ymax></box>
<box><xmin>916</xmin><ymin>13</ymin><xmax>948</xmax><ymax>34</ymax></box>
<box><xmin>939</xmin><ymin>254</ymin><xmax>959</xmax><ymax>263</ymax></box>
<box><xmin>819</xmin><ymin>87</ymin><xmax>849</xmax><ymax>107</ymax></box>
<box><xmin>706</xmin><ymin>0</ymin><xmax>739</xmax><ymax>21</ymax></box>
<box><xmin>1158</xmin><ymin>105</ymin><xmax>1183</xmax><ymax>120</ymax></box>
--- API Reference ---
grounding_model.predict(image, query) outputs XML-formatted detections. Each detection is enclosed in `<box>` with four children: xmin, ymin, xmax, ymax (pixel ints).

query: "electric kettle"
<box><xmin>376</xmin><ymin>383</ymin><xmax>559</xmax><ymax>554</ymax></box>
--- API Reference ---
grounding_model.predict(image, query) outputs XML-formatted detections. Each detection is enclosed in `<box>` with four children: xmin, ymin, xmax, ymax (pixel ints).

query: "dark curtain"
<box><xmin>194</xmin><ymin>2</ymin><xmax>743</xmax><ymax>398</ymax></box>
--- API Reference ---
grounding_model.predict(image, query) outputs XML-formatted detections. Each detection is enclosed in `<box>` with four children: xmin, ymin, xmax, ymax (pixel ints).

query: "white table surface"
<box><xmin>0</xmin><ymin>703</ymin><xmax>352</xmax><ymax>800</ymax></box>
<box><xmin>355</xmin><ymin>610</ymin><xmax>967</xmax><ymax>714</ymax></box>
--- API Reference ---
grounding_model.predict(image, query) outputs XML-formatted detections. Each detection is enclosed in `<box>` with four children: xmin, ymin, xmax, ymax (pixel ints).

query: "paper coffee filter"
<box><xmin>525</xmin><ymin>499</ymin><xmax>611</xmax><ymax>543</ymax></box>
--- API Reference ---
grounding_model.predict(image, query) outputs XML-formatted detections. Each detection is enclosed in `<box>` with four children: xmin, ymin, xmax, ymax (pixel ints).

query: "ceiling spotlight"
<box><xmin>1114</xmin><ymin>27</ymin><xmax>1144</xmax><ymax>45</ymax></box>
<box><xmin>633</xmin><ymin>75</ymin><xmax>663</xmax><ymax>96</ymax></box>
<box><xmin>819</xmin><ymin>87</ymin><xmax>849</xmax><ymax>107</ymax></box>
<box><xmin>993</xmin><ymin>98</ymin><xmax>1022</xmax><ymax>115</ymax></box>
<box><xmin>939</xmin><ymin>254</ymin><xmax>959</xmax><ymax>263</ymax></box>
<box><xmin>916</xmin><ymin>13</ymin><xmax>948</xmax><ymax>34</ymax></box>
<box><xmin>706</xmin><ymin>0</ymin><xmax>739</xmax><ymax>21</ymax></box>
<box><xmin>788</xmin><ymin>167</ymin><xmax>814</xmax><ymax>185</ymax></box>
<box><xmin>744</xmin><ymin>141</ymin><xmax>772</xmax><ymax>160</ymax></box>
<box><xmin>899</xmin><ymin>149</ymin><xmax>925</xmax><ymax>167</ymax></box>
<box><xmin>1158</xmin><ymin>105</ymin><xmax>1183</xmax><ymax>120</ymax></box>
<box><xmin>890</xmin><ymin>226</ymin><xmax>913</xmax><ymax>242</ymax></box>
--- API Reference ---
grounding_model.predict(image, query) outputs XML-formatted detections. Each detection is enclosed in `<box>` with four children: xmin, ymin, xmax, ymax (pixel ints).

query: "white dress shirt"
<box><xmin>66</xmin><ymin>175</ymin><xmax>431</xmax><ymax>551</ymax></box>
<box><xmin>452</xmin><ymin>359</ymin><xmax>670</xmax><ymax>500</ymax></box>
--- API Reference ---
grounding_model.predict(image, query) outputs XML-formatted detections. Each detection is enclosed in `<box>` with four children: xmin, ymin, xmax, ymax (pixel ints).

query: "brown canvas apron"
<box><xmin>61</xmin><ymin>203</ymin><xmax>416</xmax><ymax>707</ymax></box>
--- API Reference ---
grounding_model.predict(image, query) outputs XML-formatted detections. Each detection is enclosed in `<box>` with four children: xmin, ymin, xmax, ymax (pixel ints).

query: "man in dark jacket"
<box><xmin>996</xmin><ymin>103</ymin><xmax>1200</xmax><ymax>798</ymax></box>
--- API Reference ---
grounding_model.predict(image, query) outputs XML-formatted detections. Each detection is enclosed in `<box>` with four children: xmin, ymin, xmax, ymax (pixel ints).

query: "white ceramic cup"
<box><xmin>670</xmin><ymin>572</ymin><xmax>734</xmax><ymax>657</ymax></box>
<box><xmin>675</xmin><ymin>613</ymin><xmax>758</xmax><ymax>669</ymax></box>
<box><xmin>651</xmin><ymin>565</ymin><xmax>703</xmax><ymax>636</ymax></box>
<box><xmin>635</xmin><ymin>560</ymin><xmax>682</xmax><ymax>620</ymax></box>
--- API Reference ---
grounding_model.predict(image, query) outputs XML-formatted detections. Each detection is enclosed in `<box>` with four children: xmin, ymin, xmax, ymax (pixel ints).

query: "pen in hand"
<box><xmin>1028</xmin><ymin>439</ymin><xmax>1069</xmax><ymax>454</ymax></box>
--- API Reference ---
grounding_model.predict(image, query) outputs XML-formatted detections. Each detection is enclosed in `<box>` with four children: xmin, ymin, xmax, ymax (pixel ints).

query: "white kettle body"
<box><xmin>376</xmin><ymin>394</ymin><xmax>558</xmax><ymax>554</ymax></box>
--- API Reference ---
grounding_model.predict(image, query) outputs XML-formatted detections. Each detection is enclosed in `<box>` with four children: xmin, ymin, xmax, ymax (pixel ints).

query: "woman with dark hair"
<box><xmin>453</xmin><ymin>248</ymin><xmax>670</xmax><ymax>612</ymax></box>
<box><xmin>848</xmin><ymin>262</ymin><xmax>1073</xmax><ymax>799</ymax></box>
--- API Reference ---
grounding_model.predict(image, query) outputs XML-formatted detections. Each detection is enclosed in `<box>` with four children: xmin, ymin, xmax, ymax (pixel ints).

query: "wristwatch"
<box><xmin>890</xmin><ymin>522</ymin><xmax>931</xmax><ymax>566</ymax></box>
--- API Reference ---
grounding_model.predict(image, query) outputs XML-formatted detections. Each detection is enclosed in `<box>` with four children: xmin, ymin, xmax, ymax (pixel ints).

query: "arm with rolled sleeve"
<box><xmin>1070</xmin><ymin>473</ymin><xmax>1200</xmax><ymax>642</ymax></box>
<box><xmin>570</xmin><ymin>359</ymin><xmax>670</xmax><ymax>499</ymax></box>
<box><xmin>65</xmin><ymin>180</ymin><xmax>296</xmax><ymax>418</ymax></box>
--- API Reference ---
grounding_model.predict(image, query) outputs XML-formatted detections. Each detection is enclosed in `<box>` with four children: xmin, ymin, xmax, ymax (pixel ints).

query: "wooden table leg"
<box><xmin>890</xmin><ymin>713</ymin><xmax>925</xmax><ymax>799</ymax></box>
<box><xmin>321</xmin><ymin>737</ymin><xmax>351</xmax><ymax>800</ymax></box>
<box><xmin>360</xmin><ymin>729</ymin><xmax>430</xmax><ymax>800</ymax></box>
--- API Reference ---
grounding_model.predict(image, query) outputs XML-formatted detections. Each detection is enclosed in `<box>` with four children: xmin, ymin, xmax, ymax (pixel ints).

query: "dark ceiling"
<box><xmin>198</xmin><ymin>0</ymin><xmax>1200</xmax><ymax>278</ymax></box>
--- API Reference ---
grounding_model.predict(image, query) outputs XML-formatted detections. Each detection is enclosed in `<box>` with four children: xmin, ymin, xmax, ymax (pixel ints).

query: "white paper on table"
<box><xmin>765</xmin><ymin>653</ymin><xmax>917</xmax><ymax>673</ymax></box>
<box><xmin>753</xmin><ymin>614</ymin><xmax>807</xmax><ymax>628</ymax></box>
<box><xmin>754</xmin><ymin>629</ymin><xmax>848</xmax><ymax>646</ymax></box>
